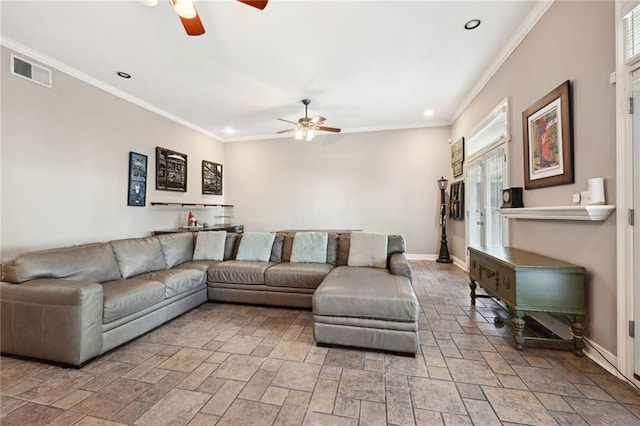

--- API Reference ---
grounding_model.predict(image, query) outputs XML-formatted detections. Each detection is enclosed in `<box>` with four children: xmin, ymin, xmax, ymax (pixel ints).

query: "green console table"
<box><xmin>468</xmin><ymin>246</ymin><xmax>586</xmax><ymax>356</ymax></box>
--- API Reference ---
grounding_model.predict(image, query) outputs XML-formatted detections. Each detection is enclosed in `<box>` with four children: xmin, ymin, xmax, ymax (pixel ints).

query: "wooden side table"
<box><xmin>468</xmin><ymin>246</ymin><xmax>586</xmax><ymax>356</ymax></box>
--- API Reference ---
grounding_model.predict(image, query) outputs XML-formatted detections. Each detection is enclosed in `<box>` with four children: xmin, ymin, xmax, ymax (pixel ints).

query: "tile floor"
<box><xmin>2</xmin><ymin>260</ymin><xmax>640</xmax><ymax>425</ymax></box>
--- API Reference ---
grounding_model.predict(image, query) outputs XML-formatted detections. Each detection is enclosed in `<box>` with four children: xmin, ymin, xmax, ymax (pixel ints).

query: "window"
<box><xmin>466</xmin><ymin>99</ymin><xmax>510</xmax><ymax>250</ymax></box>
<box><xmin>625</xmin><ymin>5</ymin><xmax>640</xmax><ymax>64</ymax></box>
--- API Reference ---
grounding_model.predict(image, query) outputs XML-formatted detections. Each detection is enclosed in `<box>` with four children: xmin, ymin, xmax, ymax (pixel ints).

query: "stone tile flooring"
<box><xmin>2</xmin><ymin>260</ymin><xmax>640</xmax><ymax>425</ymax></box>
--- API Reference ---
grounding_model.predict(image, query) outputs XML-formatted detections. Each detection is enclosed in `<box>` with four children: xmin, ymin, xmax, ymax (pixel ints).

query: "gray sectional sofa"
<box><xmin>1</xmin><ymin>230</ymin><xmax>418</xmax><ymax>366</ymax></box>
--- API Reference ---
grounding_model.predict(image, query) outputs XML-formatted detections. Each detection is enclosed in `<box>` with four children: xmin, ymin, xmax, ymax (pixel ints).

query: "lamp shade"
<box><xmin>437</xmin><ymin>176</ymin><xmax>448</xmax><ymax>190</ymax></box>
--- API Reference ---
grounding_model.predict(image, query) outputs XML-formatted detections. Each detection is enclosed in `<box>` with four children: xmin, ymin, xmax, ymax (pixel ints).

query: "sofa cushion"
<box><xmin>388</xmin><ymin>235</ymin><xmax>406</xmax><ymax>255</ymax></box>
<box><xmin>101</xmin><ymin>279</ymin><xmax>165</xmax><ymax>324</ymax></box>
<box><xmin>336</xmin><ymin>233</ymin><xmax>351</xmax><ymax>266</ymax></box>
<box><xmin>193</xmin><ymin>231</ymin><xmax>226</xmax><ymax>261</ymax></box>
<box><xmin>110</xmin><ymin>237</ymin><xmax>167</xmax><ymax>279</ymax></box>
<box><xmin>265</xmin><ymin>263</ymin><xmax>334</xmax><ymax>289</ymax></box>
<box><xmin>208</xmin><ymin>260</ymin><xmax>275</xmax><ymax>285</ymax></box>
<box><xmin>236</xmin><ymin>232</ymin><xmax>276</xmax><ymax>262</ymax></box>
<box><xmin>291</xmin><ymin>232</ymin><xmax>328</xmax><ymax>264</ymax></box>
<box><xmin>9</xmin><ymin>243</ymin><xmax>121</xmax><ymax>284</ymax></box>
<box><xmin>348</xmin><ymin>232</ymin><xmax>388</xmax><ymax>269</ymax></box>
<box><xmin>174</xmin><ymin>260</ymin><xmax>221</xmax><ymax>274</ymax></box>
<box><xmin>135</xmin><ymin>269</ymin><xmax>205</xmax><ymax>298</ymax></box>
<box><xmin>313</xmin><ymin>266</ymin><xmax>419</xmax><ymax>322</ymax></box>
<box><xmin>157</xmin><ymin>232</ymin><xmax>194</xmax><ymax>268</ymax></box>
<box><xmin>270</xmin><ymin>233</ymin><xmax>285</xmax><ymax>262</ymax></box>
<box><xmin>327</xmin><ymin>233</ymin><xmax>339</xmax><ymax>265</ymax></box>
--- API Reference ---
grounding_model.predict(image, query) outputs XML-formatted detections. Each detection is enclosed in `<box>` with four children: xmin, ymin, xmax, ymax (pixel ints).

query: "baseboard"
<box><xmin>405</xmin><ymin>254</ymin><xmax>436</xmax><ymax>260</ymax></box>
<box><xmin>531</xmin><ymin>313</ymin><xmax>627</xmax><ymax>382</ymax></box>
<box><xmin>452</xmin><ymin>255</ymin><xmax>467</xmax><ymax>271</ymax></box>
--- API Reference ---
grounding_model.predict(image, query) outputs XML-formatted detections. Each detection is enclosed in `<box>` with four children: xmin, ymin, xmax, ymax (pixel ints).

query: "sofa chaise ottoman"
<box><xmin>312</xmin><ymin>234</ymin><xmax>419</xmax><ymax>355</ymax></box>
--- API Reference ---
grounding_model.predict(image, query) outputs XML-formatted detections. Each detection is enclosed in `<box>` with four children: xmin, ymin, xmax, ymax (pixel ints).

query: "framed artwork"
<box><xmin>449</xmin><ymin>180</ymin><xmax>464</xmax><ymax>220</ymax></box>
<box><xmin>127</xmin><ymin>152</ymin><xmax>147</xmax><ymax>206</ymax></box>
<box><xmin>156</xmin><ymin>147</ymin><xmax>187</xmax><ymax>192</ymax></box>
<box><xmin>451</xmin><ymin>137</ymin><xmax>464</xmax><ymax>178</ymax></box>
<box><xmin>522</xmin><ymin>80</ymin><xmax>573</xmax><ymax>189</ymax></box>
<box><xmin>202</xmin><ymin>160</ymin><xmax>223</xmax><ymax>195</ymax></box>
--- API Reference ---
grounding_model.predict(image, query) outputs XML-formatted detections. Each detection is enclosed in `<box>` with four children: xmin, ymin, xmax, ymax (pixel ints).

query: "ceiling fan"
<box><xmin>277</xmin><ymin>99</ymin><xmax>342</xmax><ymax>141</ymax></box>
<box><xmin>144</xmin><ymin>0</ymin><xmax>268</xmax><ymax>36</ymax></box>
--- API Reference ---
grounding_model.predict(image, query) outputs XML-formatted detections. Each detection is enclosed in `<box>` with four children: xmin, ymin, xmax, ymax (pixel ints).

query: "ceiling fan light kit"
<box><xmin>278</xmin><ymin>99</ymin><xmax>341</xmax><ymax>141</ymax></box>
<box><xmin>173</xmin><ymin>0</ymin><xmax>197</xmax><ymax>19</ymax></box>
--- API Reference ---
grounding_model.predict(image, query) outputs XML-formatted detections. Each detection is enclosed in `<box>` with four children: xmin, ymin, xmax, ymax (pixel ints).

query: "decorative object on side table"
<box><xmin>501</xmin><ymin>187</ymin><xmax>524</xmax><ymax>208</ymax></box>
<box><xmin>522</xmin><ymin>80</ymin><xmax>574</xmax><ymax>189</ymax></box>
<box><xmin>202</xmin><ymin>160</ymin><xmax>223</xmax><ymax>195</ymax></box>
<box><xmin>127</xmin><ymin>152</ymin><xmax>147</xmax><ymax>206</ymax></box>
<box><xmin>436</xmin><ymin>176</ymin><xmax>452</xmax><ymax>263</ymax></box>
<box><xmin>156</xmin><ymin>147</ymin><xmax>187</xmax><ymax>192</ymax></box>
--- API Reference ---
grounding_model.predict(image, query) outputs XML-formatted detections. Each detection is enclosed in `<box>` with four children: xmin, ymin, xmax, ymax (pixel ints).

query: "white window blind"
<box><xmin>625</xmin><ymin>5</ymin><xmax>640</xmax><ymax>64</ymax></box>
<box><xmin>466</xmin><ymin>100</ymin><xmax>508</xmax><ymax>161</ymax></box>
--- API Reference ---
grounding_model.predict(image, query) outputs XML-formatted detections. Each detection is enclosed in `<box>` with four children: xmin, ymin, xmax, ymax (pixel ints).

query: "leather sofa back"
<box><xmin>110</xmin><ymin>237</ymin><xmax>167</xmax><ymax>279</ymax></box>
<box><xmin>3</xmin><ymin>242</ymin><xmax>121</xmax><ymax>284</ymax></box>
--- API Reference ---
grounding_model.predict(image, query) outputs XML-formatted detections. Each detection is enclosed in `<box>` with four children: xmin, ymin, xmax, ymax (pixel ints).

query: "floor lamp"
<box><xmin>437</xmin><ymin>176</ymin><xmax>452</xmax><ymax>263</ymax></box>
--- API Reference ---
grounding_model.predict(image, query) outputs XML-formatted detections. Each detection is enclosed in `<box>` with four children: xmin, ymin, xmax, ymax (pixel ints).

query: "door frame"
<box><xmin>615</xmin><ymin>0</ymin><xmax>639</xmax><ymax>384</ymax></box>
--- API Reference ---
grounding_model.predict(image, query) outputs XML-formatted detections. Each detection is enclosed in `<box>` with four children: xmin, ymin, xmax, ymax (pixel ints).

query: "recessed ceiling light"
<box><xmin>224</xmin><ymin>127</ymin><xmax>235</xmax><ymax>134</ymax></box>
<box><xmin>117</xmin><ymin>71</ymin><xmax>131</xmax><ymax>79</ymax></box>
<box><xmin>424</xmin><ymin>110</ymin><xmax>434</xmax><ymax>117</ymax></box>
<box><xmin>465</xmin><ymin>19</ymin><xmax>481</xmax><ymax>30</ymax></box>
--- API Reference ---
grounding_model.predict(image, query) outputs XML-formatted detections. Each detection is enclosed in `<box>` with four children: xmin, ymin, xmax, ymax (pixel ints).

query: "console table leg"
<box><xmin>571</xmin><ymin>317</ymin><xmax>585</xmax><ymax>357</ymax></box>
<box><xmin>469</xmin><ymin>281</ymin><xmax>477</xmax><ymax>305</ymax></box>
<box><xmin>512</xmin><ymin>316</ymin><xmax>526</xmax><ymax>350</ymax></box>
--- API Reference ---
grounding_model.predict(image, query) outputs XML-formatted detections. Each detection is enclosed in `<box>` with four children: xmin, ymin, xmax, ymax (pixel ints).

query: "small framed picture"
<box><xmin>156</xmin><ymin>147</ymin><xmax>187</xmax><ymax>192</ymax></box>
<box><xmin>202</xmin><ymin>160</ymin><xmax>223</xmax><ymax>195</ymax></box>
<box><xmin>522</xmin><ymin>80</ymin><xmax>574</xmax><ymax>189</ymax></box>
<box><xmin>127</xmin><ymin>152</ymin><xmax>147</xmax><ymax>207</ymax></box>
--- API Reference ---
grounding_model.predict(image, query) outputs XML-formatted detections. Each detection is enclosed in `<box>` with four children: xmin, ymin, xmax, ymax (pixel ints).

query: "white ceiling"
<box><xmin>1</xmin><ymin>0</ymin><xmax>545</xmax><ymax>142</ymax></box>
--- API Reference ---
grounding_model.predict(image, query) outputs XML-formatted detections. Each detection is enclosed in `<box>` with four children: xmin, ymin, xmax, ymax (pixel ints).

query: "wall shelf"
<box><xmin>150</xmin><ymin>202</ymin><xmax>233</xmax><ymax>207</ymax></box>
<box><xmin>499</xmin><ymin>205</ymin><xmax>615</xmax><ymax>221</ymax></box>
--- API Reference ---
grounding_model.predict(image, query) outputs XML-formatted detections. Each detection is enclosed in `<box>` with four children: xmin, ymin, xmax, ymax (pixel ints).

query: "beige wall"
<box><xmin>451</xmin><ymin>1</ymin><xmax>616</xmax><ymax>352</ymax></box>
<box><xmin>1</xmin><ymin>47</ymin><xmax>225</xmax><ymax>256</ymax></box>
<box><xmin>224</xmin><ymin>127</ymin><xmax>451</xmax><ymax>255</ymax></box>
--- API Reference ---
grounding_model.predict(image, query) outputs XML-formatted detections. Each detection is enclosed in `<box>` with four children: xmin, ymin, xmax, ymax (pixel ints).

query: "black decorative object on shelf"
<box><xmin>437</xmin><ymin>176</ymin><xmax>452</xmax><ymax>264</ymax></box>
<box><xmin>501</xmin><ymin>187</ymin><xmax>524</xmax><ymax>208</ymax></box>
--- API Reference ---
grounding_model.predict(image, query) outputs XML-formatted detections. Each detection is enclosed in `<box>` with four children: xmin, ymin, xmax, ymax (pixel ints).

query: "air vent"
<box><xmin>10</xmin><ymin>54</ymin><xmax>52</xmax><ymax>88</ymax></box>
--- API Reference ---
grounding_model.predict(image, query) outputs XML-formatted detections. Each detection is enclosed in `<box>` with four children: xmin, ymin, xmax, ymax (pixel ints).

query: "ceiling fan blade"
<box><xmin>277</xmin><ymin>118</ymin><xmax>298</xmax><ymax>125</ymax></box>
<box><xmin>237</xmin><ymin>0</ymin><xmax>268</xmax><ymax>10</ymax></box>
<box><xmin>171</xmin><ymin>0</ymin><xmax>205</xmax><ymax>36</ymax></box>
<box><xmin>311</xmin><ymin>116</ymin><xmax>326</xmax><ymax>125</ymax></box>
<box><xmin>317</xmin><ymin>126</ymin><xmax>342</xmax><ymax>133</ymax></box>
<box><xmin>276</xmin><ymin>129</ymin><xmax>295</xmax><ymax>134</ymax></box>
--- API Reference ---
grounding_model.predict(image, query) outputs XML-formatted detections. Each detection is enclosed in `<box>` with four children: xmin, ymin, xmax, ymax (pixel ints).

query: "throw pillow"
<box><xmin>235</xmin><ymin>232</ymin><xmax>277</xmax><ymax>262</ymax></box>
<box><xmin>347</xmin><ymin>231</ymin><xmax>388</xmax><ymax>268</ymax></box>
<box><xmin>193</xmin><ymin>231</ymin><xmax>227</xmax><ymax>261</ymax></box>
<box><xmin>291</xmin><ymin>232</ymin><xmax>328</xmax><ymax>263</ymax></box>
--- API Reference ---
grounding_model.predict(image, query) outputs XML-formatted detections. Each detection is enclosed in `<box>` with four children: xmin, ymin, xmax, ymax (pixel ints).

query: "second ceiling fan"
<box><xmin>277</xmin><ymin>99</ymin><xmax>341</xmax><ymax>141</ymax></box>
<box><xmin>167</xmin><ymin>0</ymin><xmax>268</xmax><ymax>36</ymax></box>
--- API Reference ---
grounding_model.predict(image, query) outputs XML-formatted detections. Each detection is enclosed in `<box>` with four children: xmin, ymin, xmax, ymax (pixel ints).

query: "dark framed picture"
<box><xmin>202</xmin><ymin>160</ymin><xmax>223</xmax><ymax>195</ymax></box>
<box><xmin>127</xmin><ymin>152</ymin><xmax>147</xmax><ymax>207</ymax></box>
<box><xmin>451</xmin><ymin>137</ymin><xmax>464</xmax><ymax>178</ymax></box>
<box><xmin>156</xmin><ymin>147</ymin><xmax>187</xmax><ymax>192</ymax></box>
<box><xmin>522</xmin><ymin>80</ymin><xmax>573</xmax><ymax>189</ymax></box>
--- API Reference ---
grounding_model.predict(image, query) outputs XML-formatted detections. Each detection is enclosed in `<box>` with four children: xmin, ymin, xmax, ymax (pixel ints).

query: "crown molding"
<box><xmin>0</xmin><ymin>37</ymin><xmax>224</xmax><ymax>142</ymax></box>
<box><xmin>449</xmin><ymin>0</ymin><xmax>555</xmax><ymax>124</ymax></box>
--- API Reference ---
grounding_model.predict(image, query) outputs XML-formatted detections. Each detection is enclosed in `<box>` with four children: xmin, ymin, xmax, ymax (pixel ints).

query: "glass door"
<box><xmin>467</xmin><ymin>147</ymin><xmax>505</xmax><ymax>250</ymax></box>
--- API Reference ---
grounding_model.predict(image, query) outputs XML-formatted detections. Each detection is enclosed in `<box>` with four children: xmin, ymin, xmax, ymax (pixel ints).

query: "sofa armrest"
<box><xmin>1</xmin><ymin>279</ymin><xmax>104</xmax><ymax>366</ymax></box>
<box><xmin>389</xmin><ymin>253</ymin><xmax>412</xmax><ymax>282</ymax></box>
